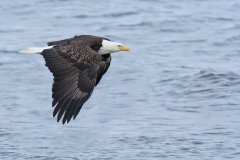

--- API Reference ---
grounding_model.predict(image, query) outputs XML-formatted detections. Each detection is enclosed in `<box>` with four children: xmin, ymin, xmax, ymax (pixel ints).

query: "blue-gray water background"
<box><xmin>1</xmin><ymin>0</ymin><xmax>240</xmax><ymax>159</ymax></box>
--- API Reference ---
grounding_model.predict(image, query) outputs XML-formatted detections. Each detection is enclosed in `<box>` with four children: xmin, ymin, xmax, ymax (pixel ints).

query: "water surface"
<box><xmin>1</xmin><ymin>0</ymin><xmax>240</xmax><ymax>159</ymax></box>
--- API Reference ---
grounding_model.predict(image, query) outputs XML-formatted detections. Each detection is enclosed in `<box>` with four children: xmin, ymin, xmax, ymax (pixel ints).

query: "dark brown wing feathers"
<box><xmin>96</xmin><ymin>54</ymin><xmax>111</xmax><ymax>85</ymax></box>
<box><xmin>41</xmin><ymin>36</ymin><xmax>111</xmax><ymax>124</ymax></box>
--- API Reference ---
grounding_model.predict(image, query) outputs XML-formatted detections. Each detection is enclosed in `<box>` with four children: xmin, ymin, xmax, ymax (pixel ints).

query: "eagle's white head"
<box><xmin>98</xmin><ymin>39</ymin><xmax>130</xmax><ymax>55</ymax></box>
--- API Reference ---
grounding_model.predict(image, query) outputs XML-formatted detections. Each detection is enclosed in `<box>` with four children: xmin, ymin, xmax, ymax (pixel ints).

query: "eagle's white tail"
<box><xmin>19</xmin><ymin>46</ymin><xmax>53</xmax><ymax>54</ymax></box>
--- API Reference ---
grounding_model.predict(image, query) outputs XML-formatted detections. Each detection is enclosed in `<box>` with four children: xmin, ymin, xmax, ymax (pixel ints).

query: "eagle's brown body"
<box><xmin>42</xmin><ymin>35</ymin><xmax>111</xmax><ymax>124</ymax></box>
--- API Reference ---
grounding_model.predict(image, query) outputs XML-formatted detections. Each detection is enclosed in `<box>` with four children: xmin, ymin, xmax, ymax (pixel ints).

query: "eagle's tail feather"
<box><xmin>19</xmin><ymin>46</ymin><xmax>53</xmax><ymax>54</ymax></box>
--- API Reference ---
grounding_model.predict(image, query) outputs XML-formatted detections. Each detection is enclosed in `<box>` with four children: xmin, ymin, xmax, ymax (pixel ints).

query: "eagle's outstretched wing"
<box><xmin>42</xmin><ymin>44</ymin><xmax>102</xmax><ymax>124</ymax></box>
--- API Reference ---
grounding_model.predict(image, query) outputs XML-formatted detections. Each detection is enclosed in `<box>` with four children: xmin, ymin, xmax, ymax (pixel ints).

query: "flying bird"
<box><xmin>20</xmin><ymin>35</ymin><xmax>130</xmax><ymax>124</ymax></box>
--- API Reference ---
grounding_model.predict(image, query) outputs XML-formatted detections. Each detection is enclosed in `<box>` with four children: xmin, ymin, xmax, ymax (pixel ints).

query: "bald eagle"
<box><xmin>20</xmin><ymin>35</ymin><xmax>130</xmax><ymax>124</ymax></box>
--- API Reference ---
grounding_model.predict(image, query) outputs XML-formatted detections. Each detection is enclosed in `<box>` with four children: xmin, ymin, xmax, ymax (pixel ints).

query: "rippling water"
<box><xmin>1</xmin><ymin>0</ymin><xmax>240</xmax><ymax>159</ymax></box>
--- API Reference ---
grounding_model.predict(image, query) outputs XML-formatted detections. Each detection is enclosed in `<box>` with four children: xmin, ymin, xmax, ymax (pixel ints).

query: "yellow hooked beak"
<box><xmin>118</xmin><ymin>45</ymin><xmax>130</xmax><ymax>52</ymax></box>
